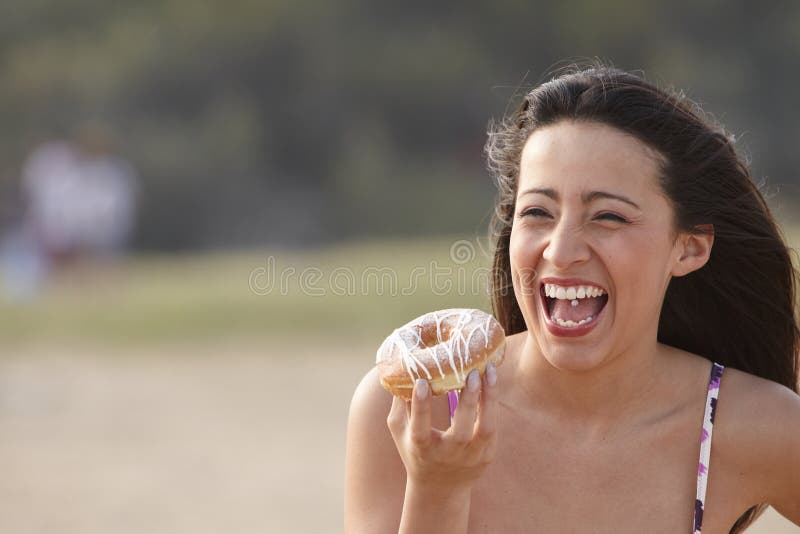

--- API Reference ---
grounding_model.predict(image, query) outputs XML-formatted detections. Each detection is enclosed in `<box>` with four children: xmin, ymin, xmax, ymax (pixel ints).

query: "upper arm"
<box><xmin>745</xmin><ymin>381</ymin><xmax>800</xmax><ymax>525</ymax></box>
<box><xmin>344</xmin><ymin>367</ymin><xmax>406</xmax><ymax>534</ymax></box>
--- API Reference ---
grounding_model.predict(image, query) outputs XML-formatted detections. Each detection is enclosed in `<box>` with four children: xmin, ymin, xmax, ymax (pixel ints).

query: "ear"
<box><xmin>671</xmin><ymin>224</ymin><xmax>714</xmax><ymax>277</ymax></box>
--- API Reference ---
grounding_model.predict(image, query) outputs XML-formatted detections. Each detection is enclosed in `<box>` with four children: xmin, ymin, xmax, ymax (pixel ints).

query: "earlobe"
<box><xmin>672</xmin><ymin>224</ymin><xmax>714</xmax><ymax>277</ymax></box>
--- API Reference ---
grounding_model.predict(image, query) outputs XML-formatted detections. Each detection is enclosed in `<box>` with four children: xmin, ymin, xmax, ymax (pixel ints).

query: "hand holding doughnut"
<box><xmin>387</xmin><ymin>363</ymin><xmax>499</xmax><ymax>492</ymax></box>
<box><xmin>378</xmin><ymin>309</ymin><xmax>505</xmax><ymax>493</ymax></box>
<box><xmin>387</xmin><ymin>367</ymin><xmax>499</xmax><ymax>533</ymax></box>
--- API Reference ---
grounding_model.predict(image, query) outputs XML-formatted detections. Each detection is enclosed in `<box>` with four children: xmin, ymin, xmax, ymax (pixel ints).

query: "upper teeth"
<box><xmin>543</xmin><ymin>284</ymin><xmax>606</xmax><ymax>299</ymax></box>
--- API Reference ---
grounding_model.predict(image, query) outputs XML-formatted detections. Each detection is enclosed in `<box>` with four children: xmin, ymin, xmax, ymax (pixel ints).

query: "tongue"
<box><xmin>552</xmin><ymin>297</ymin><xmax>605</xmax><ymax>322</ymax></box>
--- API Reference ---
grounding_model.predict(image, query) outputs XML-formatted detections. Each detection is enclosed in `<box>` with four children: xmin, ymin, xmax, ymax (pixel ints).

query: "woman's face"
<box><xmin>510</xmin><ymin>120</ymin><xmax>684</xmax><ymax>371</ymax></box>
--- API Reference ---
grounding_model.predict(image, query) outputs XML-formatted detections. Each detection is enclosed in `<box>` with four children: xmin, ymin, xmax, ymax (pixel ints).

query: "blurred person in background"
<box><xmin>0</xmin><ymin>121</ymin><xmax>138</xmax><ymax>300</ymax></box>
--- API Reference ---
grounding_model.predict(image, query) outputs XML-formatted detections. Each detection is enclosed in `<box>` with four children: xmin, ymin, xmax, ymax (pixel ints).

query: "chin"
<box><xmin>539</xmin><ymin>344</ymin><xmax>611</xmax><ymax>373</ymax></box>
<box><xmin>522</xmin><ymin>320</ymin><xmax>608</xmax><ymax>373</ymax></box>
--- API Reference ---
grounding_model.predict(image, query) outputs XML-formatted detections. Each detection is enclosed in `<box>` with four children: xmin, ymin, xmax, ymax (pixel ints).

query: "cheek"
<box><xmin>509</xmin><ymin>227</ymin><xmax>545</xmax><ymax>296</ymax></box>
<box><xmin>599</xmin><ymin>234</ymin><xmax>672</xmax><ymax>303</ymax></box>
<box><xmin>509</xmin><ymin>226</ymin><xmax>545</xmax><ymax>267</ymax></box>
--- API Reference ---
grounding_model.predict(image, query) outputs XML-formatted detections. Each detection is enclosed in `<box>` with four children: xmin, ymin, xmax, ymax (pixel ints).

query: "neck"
<box><xmin>511</xmin><ymin>332</ymin><xmax>668</xmax><ymax>438</ymax></box>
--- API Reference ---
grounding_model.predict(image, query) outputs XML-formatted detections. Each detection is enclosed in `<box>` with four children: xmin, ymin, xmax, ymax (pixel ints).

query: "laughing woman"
<box><xmin>344</xmin><ymin>65</ymin><xmax>800</xmax><ymax>533</ymax></box>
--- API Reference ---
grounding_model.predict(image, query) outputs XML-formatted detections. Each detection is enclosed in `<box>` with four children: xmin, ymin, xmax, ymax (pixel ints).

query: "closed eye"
<box><xmin>595</xmin><ymin>212</ymin><xmax>628</xmax><ymax>223</ymax></box>
<box><xmin>519</xmin><ymin>207</ymin><xmax>552</xmax><ymax>218</ymax></box>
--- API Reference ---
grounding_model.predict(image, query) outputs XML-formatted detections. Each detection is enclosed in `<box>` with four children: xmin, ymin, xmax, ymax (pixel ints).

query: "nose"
<box><xmin>542</xmin><ymin>219</ymin><xmax>591</xmax><ymax>269</ymax></box>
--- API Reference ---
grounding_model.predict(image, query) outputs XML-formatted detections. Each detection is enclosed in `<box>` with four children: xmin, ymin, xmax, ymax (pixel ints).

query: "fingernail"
<box><xmin>415</xmin><ymin>379</ymin><xmax>428</xmax><ymax>400</ymax></box>
<box><xmin>487</xmin><ymin>363</ymin><xmax>497</xmax><ymax>386</ymax></box>
<box><xmin>467</xmin><ymin>370</ymin><xmax>480</xmax><ymax>392</ymax></box>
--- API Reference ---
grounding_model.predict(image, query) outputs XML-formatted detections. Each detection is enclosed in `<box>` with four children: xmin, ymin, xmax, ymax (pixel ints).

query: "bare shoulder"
<box><xmin>717</xmin><ymin>366</ymin><xmax>800</xmax><ymax>437</ymax></box>
<box><xmin>348</xmin><ymin>366</ymin><xmax>395</xmax><ymax>431</ymax></box>
<box><xmin>716</xmin><ymin>366</ymin><xmax>800</xmax><ymax>452</ymax></box>
<box><xmin>344</xmin><ymin>367</ymin><xmax>405</xmax><ymax>533</ymax></box>
<box><xmin>715</xmin><ymin>366</ymin><xmax>800</xmax><ymax>523</ymax></box>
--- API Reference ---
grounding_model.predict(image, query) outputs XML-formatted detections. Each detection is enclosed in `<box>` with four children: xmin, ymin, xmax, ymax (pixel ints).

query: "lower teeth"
<box><xmin>554</xmin><ymin>316</ymin><xmax>593</xmax><ymax>327</ymax></box>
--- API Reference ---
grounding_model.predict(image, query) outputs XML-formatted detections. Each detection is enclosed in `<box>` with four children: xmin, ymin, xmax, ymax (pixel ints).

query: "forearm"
<box><xmin>398</xmin><ymin>480</ymin><xmax>472</xmax><ymax>534</ymax></box>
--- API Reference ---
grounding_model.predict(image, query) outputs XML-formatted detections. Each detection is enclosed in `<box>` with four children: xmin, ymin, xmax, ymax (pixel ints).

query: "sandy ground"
<box><xmin>0</xmin><ymin>339</ymin><xmax>796</xmax><ymax>533</ymax></box>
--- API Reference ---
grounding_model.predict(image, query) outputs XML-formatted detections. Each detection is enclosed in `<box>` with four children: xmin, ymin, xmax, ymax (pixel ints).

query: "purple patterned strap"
<box><xmin>447</xmin><ymin>390</ymin><xmax>459</xmax><ymax>425</ymax></box>
<box><xmin>692</xmin><ymin>362</ymin><xmax>724</xmax><ymax>533</ymax></box>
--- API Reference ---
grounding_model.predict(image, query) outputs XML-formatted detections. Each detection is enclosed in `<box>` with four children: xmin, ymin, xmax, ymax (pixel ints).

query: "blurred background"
<box><xmin>0</xmin><ymin>0</ymin><xmax>798</xmax><ymax>532</ymax></box>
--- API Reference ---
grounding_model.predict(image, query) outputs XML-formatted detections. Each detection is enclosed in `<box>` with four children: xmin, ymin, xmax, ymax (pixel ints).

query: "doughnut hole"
<box><xmin>417</xmin><ymin>322</ymin><xmax>445</xmax><ymax>348</ymax></box>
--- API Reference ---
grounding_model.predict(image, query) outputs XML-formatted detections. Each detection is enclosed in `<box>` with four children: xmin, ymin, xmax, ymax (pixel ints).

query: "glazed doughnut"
<box><xmin>375</xmin><ymin>308</ymin><xmax>506</xmax><ymax>400</ymax></box>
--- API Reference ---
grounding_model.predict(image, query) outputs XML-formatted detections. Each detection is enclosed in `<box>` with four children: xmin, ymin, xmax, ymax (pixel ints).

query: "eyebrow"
<box><xmin>518</xmin><ymin>187</ymin><xmax>641</xmax><ymax>210</ymax></box>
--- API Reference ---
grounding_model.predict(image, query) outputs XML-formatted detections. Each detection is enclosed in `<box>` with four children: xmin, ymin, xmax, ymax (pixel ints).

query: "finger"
<box><xmin>450</xmin><ymin>369</ymin><xmax>481</xmax><ymax>444</ymax></box>
<box><xmin>473</xmin><ymin>362</ymin><xmax>498</xmax><ymax>446</ymax></box>
<box><xmin>409</xmin><ymin>379</ymin><xmax>432</xmax><ymax>448</ymax></box>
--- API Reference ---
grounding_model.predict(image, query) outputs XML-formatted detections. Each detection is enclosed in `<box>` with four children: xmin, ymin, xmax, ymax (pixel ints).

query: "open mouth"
<box><xmin>540</xmin><ymin>282</ymin><xmax>609</xmax><ymax>329</ymax></box>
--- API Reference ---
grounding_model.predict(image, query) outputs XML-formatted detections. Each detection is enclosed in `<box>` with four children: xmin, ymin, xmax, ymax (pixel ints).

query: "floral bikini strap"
<box><xmin>693</xmin><ymin>361</ymin><xmax>724</xmax><ymax>533</ymax></box>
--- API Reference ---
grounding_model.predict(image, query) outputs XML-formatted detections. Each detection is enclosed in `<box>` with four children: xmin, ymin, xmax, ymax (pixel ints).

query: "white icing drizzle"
<box><xmin>438</xmin><ymin>310</ymin><xmax>464</xmax><ymax>383</ymax></box>
<box><xmin>452</xmin><ymin>310</ymin><xmax>474</xmax><ymax>380</ymax></box>
<box><xmin>482</xmin><ymin>315</ymin><xmax>492</xmax><ymax>347</ymax></box>
<box><xmin>405</xmin><ymin>325</ymin><xmax>445</xmax><ymax>380</ymax></box>
<box><xmin>376</xmin><ymin>309</ymin><xmax>498</xmax><ymax>384</ymax></box>
<box><xmin>427</xmin><ymin>345</ymin><xmax>444</xmax><ymax>378</ymax></box>
<box><xmin>387</xmin><ymin>329</ymin><xmax>431</xmax><ymax>380</ymax></box>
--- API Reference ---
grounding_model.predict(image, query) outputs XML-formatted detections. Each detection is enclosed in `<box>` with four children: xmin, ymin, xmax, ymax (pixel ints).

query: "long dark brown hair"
<box><xmin>484</xmin><ymin>63</ymin><xmax>799</xmax><ymax>532</ymax></box>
